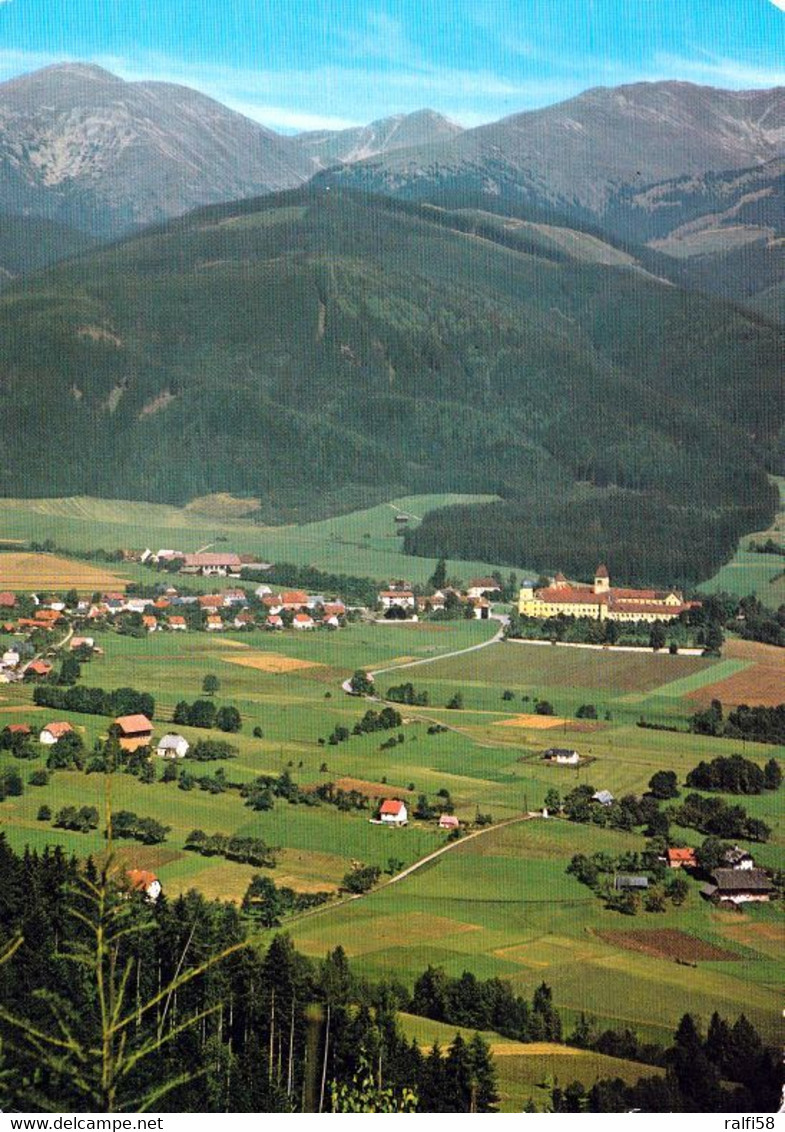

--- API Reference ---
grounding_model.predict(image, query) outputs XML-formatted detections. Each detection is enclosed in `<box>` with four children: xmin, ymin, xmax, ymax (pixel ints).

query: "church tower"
<box><xmin>594</xmin><ymin>564</ymin><xmax>610</xmax><ymax>594</ymax></box>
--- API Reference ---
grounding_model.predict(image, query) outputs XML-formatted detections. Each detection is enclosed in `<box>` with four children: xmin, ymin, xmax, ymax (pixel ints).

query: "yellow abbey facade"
<box><xmin>518</xmin><ymin>565</ymin><xmax>695</xmax><ymax>623</ymax></box>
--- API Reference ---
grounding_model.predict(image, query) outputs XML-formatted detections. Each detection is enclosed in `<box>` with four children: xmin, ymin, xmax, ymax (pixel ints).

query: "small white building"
<box><xmin>379</xmin><ymin>799</ymin><xmax>408</xmax><ymax>825</ymax></box>
<box><xmin>156</xmin><ymin>733</ymin><xmax>190</xmax><ymax>759</ymax></box>
<box><xmin>40</xmin><ymin>721</ymin><xmax>74</xmax><ymax>745</ymax></box>
<box><xmin>293</xmin><ymin>613</ymin><xmax>315</xmax><ymax>630</ymax></box>
<box><xmin>543</xmin><ymin>747</ymin><xmax>580</xmax><ymax>766</ymax></box>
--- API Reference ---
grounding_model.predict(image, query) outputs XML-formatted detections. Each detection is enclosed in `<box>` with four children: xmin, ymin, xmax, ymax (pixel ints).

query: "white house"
<box><xmin>127</xmin><ymin>869</ymin><xmax>162</xmax><ymax>902</ymax></box>
<box><xmin>379</xmin><ymin>799</ymin><xmax>408</xmax><ymax>825</ymax></box>
<box><xmin>40</xmin><ymin>721</ymin><xmax>74</xmax><ymax>745</ymax></box>
<box><xmin>1</xmin><ymin>649</ymin><xmax>20</xmax><ymax>668</ymax></box>
<box><xmin>722</xmin><ymin>846</ymin><xmax>755</xmax><ymax>870</ymax></box>
<box><xmin>156</xmin><ymin>733</ymin><xmax>190</xmax><ymax>759</ymax></box>
<box><xmin>543</xmin><ymin>747</ymin><xmax>580</xmax><ymax>766</ymax></box>
<box><xmin>293</xmin><ymin>613</ymin><xmax>315</xmax><ymax>630</ymax></box>
<box><xmin>378</xmin><ymin>590</ymin><xmax>416</xmax><ymax>610</ymax></box>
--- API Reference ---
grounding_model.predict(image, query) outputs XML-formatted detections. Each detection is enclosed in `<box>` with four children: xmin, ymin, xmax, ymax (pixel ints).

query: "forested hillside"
<box><xmin>0</xmin><ymin>187</ymin><xmax>781</xmax><ymax>582</ymax></box>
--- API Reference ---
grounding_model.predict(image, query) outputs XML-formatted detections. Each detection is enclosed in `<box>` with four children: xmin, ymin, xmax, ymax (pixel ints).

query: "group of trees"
<box><xmin>173</xmin><ymin>699</ymin><xmax>242</xmax><ymax>732</ymax></box>
<box><xmin>186</xmin><ymin>739</ymin><xmax>239</xmax><ymax>761</ymax></box>
<box><xmin>411</xmin><ymin>967</ymin><xmax>562</xmax><ymax>1043</ymax></box>
<box><xmin>185</xmin><ymin>829</ymin><xmax>279</xmax><ymax>868</ymax></box>
<box><xmin>52</xmin><ymin>804</ymin><xmax>99</xmax><ymax>833</ymax></box>
<box><xmin>567</xmin><ymin>851</ymin><xmax>688</xmax><ymax>914</ymax></box>
<box><xmin>686</xmin><ymin>754</ymin><xmax>782</xmax><ymax>795</ymax></box>
<box><xmin>386</xmin><ymin>682</ymin><xmax>429</xmax><ymax>706</ymax></box>
<box><xmin>673</xmin><ymin>793</ymin><xmax>770</xmax><ymax>842</ymax></box>
<box><xmin>690</xmin><ymin>699</ymin><xmax>785</xmax><ymax>746</ymax></box>
<box><xmin>111</xmin><ymin>809</ymin><xmax>170</xmax><ymax>845</ymax></box>
<box><xmin>32</xmin><ymin>683</ymin><xmax>154</xmax><ymax>719</ymax></box>
<box><xmin>549</xmin><ymin>1012</ymin><xmax>781</xmax><ymax>1113</ymax></box>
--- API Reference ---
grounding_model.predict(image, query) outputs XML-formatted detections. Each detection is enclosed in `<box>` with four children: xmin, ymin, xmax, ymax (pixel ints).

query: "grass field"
<box><xmin>0</xmin><ymin>493</ymin><xmax>516</xmax><ymax>586</ymax></box>
<box><xmin>0</xmin><ymin>616</ymin><xmax>781</xmax><ymax>1051</ymax></box>
<box><xmin>703</xmin><ymin>476</ymin><xmax>785</xmax><ymax>605</ymax></box>
<box><xmin>396</xmin><ymin>1012</ymin><xmax>662</xmax><ymax>1111</ymax></box>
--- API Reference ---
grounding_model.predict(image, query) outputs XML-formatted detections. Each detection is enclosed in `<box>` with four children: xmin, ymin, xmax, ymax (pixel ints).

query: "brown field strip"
<box><xmin>686</xmin><ymin>641</ymin><xmax>784</xmax><ymax>707</ymax></box>
<box><xmin>494</xmin><ymin>713</ymin><xmax>575</xmax><ymax>730</ymax></box>
<box><xmin>0</xmin><ymin>552</ymin><xmax>130</xmax><ymax>591</ymax></box>
<box><xmin>597</xmin><ymin>928</ymin><xmax>741</xmax><ymax>963</ymax></box>
<box><xmin>0</xmin><ymin>705</ymin><xmax>45</xmax><ymax>712</ymax></box>
<box><xmin>333</xmin><ymin>776</ymin><xmax>415</xmax><ymax>797</ymax></box>
<box><xmin>490</xmin><ymin>1042</ymin><xmax>584</xmax><ymax>1057</ymax></box>
<box><xmin>219</xmin><ymin>652</ymin><xmax>324</xmax><ymax>673</ymax></box>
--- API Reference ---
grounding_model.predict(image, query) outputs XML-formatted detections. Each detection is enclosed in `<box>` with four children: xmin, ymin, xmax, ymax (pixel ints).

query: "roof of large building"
<box><xmin>114</xmin><ymin>714</ymin><xmax>153</xmax><ymax>734</ymax></box>
<box><xmin>710</xmin><ymin>868</ymin><xmax>773</xmax><ymax>892</ymax></box>
<box><xmin>182</xmin><ymin>553</ymin><xmax>241</xmax><ymax>567</ymax></box>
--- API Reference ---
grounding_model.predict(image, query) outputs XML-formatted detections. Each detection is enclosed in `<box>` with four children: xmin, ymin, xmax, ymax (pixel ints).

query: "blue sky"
<box><xmin>0</xmin><ymin>1</ymin><xmax>783</xmax><ymax>132</ymax></box>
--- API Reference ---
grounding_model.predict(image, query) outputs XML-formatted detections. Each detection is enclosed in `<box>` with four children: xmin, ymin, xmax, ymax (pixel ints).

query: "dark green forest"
<box><xmin>0</xmin><ymin>187</ymin><xmax>781</xmax><ymax>583</ymax></box>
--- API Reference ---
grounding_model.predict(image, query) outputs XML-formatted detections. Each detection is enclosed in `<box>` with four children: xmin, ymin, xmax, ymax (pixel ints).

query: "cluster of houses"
<box><xmin>0</xmin><ymin>584</ymin><xmax>349</xmax><ymax>652</ymax></box>
<box><xmin>373</xmin><ymin>799</ymin><xmax>460</xmax><ymax>833</ymax></box>
<box><xmin>21</xmin><ymin>714</ymin><xmax>192</xmax><ymax>760</ymax></box>
<box><xmin>611</xmin><ymin>845</ymin><xmax>774</xmax><ymax>903</ymax></box>
<box><xmin>664</xmin><ymin>844</ymin><xmax>774</xmax><ymax>904</ymax></box>
<box><xmin>377</xmin><ymin>577</ymin><xmax>500</xmax><ymax>620</ymax></box>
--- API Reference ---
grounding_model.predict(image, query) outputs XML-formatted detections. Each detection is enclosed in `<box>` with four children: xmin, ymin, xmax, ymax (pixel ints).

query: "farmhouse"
<box><xmin>701</xmin><ymin>868</ymin><xmax>773</xmax><ymax>904</ymax></box>
<box><xmin>378</xmin><ymin>589</ymin><xmax>416</xmax><ymax>610</ymax></box>
<box><xmin>181</xmin><ymin>553</ymin><xmax>242</xmax><ymax>577</ymax></box>
<box><xmin>26</xmin><ymin>660</ymin><xmax>53</xmax><ymax>678</ymax></box>
<box><xmin>168</xmin><ymin>616</ymin><xmax>187</xmax><ymax>630</ymax></box>
<box><xmin>592</xmin><ymin>789</ymin><xmax>614</xmax><ymax>806</ymax></box>
<box><xmin>666</xmin><ymin>848</ymin><xmax>697</xmax><ymax>869</ymax></box>
<box><xmin>721</xmin><ymin>846</ymin><xmax>755</xmax><ymax>870</ymax></box>
<box><xmin>114</xmin><ymin>714</ymin><xmax>154</xmax><ymax>752</ymax></box>
<box><xmin>518</xmin><ymin>565</ymin><xmax>698</xmax><ymax>623</ymax></box>
<box><xmin>69</xmin><ymin>636</ymin><xmax>95</xmax><ymax>650</ymax></box>
<box><xmin>543</xmin><ymin>747</ymin><xmax>580</xmax><ymax>766</ymax></box>
<box><xmin>467</xmin><ymin>578</ymin><xmax>502</xmax><ymax>599</ymax></box>
<box><xmin>293</xmin><ymin>612</ymin><xmax>315</xmax><ymax>630</ymax></box>
<box><xmin>156</xmin><ymin>733</ymin><xmax>189</xmax><ymax>759</ymax></box>
<box><xmin>379</xmin><ymin>799</ymin><xmax>408</xmax><ymax>825</ymax></box>
<box><xmin>439</xmin><ymin>814</ymin><xmax>460</xmax><ymax>830</ymax></box>
<box><xmin>126</xmin><ymin>869</ymin><xmax>162</xmax><ymax>902</ymax></box>
<box><xmin>40</xmin><ymin>721</ymin><xmax>74</xmax><ymax>745</ymax></box>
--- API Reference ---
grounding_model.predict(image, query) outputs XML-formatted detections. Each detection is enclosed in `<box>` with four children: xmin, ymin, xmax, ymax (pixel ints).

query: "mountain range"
<box><xmin>1</xmin><ymin>63</ymin><xmax>783</xmax><ymax>583</ymax></box>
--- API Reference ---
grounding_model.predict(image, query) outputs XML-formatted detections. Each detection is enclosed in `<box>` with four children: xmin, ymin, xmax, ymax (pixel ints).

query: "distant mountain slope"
<box><xmin>320</xmin><ymin>81</ymin><xmax>785</xmax><ymax>218</ymax></box>
<box><xmin>0</xmin><ymin>63</ymin><xmax>311</xmax><ymax>235</ymax></box>
<box><xmin>602</xmin><ymin>158</ymin><xmax>785</xmax><ymax>309</ymax></box>
<box><xmin>0</xmin><ymin>214</ymin><xmax>97</xmax><ymax>280</ymax></box>
<box><xmin>293</xmin><ymin>109</ymin><xmax>463</xmax><ymax>171</ymax></box>
<box><xmin>0</xmin><ymin>187</ymin><xmax>780</xmax><ymax>583</ymax></box>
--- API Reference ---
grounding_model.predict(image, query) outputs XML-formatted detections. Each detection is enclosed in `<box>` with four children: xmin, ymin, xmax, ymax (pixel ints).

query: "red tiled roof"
<box><xmin>380</xmin><ymin>799</ymin><xmax>405</xmax><ymax>816</ymax></box>
<box><xmin>183</xmin><ymin>553</ymin><xmax>241</xmax><ymax>567</ymax></box>
<box><xmin>127</xmin><ymin>868</ymin><xmax>158</xmax><ymax>891</ymax></box>
<box><xmin>169</xmin><ymin>616</ymin><xmax>186</xmax><ymax>626</ymax></box>
<box><xmin>0</xmin><ymin>592</ymin><xmax>16</xmax><ymax>606</ymax></box>
<box><xmin>667</xmin><ymin>848</ymin><xmax>696</xmax><ymax>864</ymax></box>
<box><xmin>6</xmin><ymin>724</ymin><xmax>30</xmax><ymax>734</ymax></box>
<box><xmin>114</xmin><ymin>714</ymin><xmax>153</xmax><ymax>734</ymax></box>
<box><xmin>28</xmin><ymin>660</ymin><xmax>53</xmax><ymax>673</ymax></box>
<box><xmin>282</xmin><ymin>591</ymin><xmax>309</xmax><ymax>605</ymax></box>
<box><xmin>43</xmin><ymin>721</ymin><xmax>73</xmax><ymax>739</ymax></box>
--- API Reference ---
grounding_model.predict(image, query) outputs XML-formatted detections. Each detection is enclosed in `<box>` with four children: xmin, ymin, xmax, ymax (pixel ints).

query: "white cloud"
<box><xmin>651</xmin><ymin>51</ymin><xmax>784</xmax><ymax>89</ymax></box>
<box><xmin>220</xmin><ymin>100</ymin><xmax>361</xmax><ymax>133</ymax></box>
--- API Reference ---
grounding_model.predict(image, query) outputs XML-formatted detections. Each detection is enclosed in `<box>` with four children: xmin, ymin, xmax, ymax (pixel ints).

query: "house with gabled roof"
<box><xmin>156</xmin><ymin>733</ymin><xmax>189</xmax><ymax>759</ymax></box>
<box><xmin>114</xmin><ymin>714</ymin><xmax>153</xmax><ymax>752</ymax></box>
<box><xmin>378</xmin><ymin>799</ymin><xmax>408</xmax><ymax>825</ymax></box>
<box><xmin>666</xmin><ymin>847</ymin><xmax>697</xmax><ymax>869</ymax></box>
<box><xmin>701</xmin><ymin>868</ymin><xmax>773</xmax><ymax>904</ymax></box>
<box><xmin>40</xmin><ymin>721</ymin><xmax>74</xmax><ymax>745</ymax></box>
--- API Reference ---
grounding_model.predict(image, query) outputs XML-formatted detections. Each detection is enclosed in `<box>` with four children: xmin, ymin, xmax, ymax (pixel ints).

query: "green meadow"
<box><xmin>0</xmin><ymin>492</ymin><xmax>516</xmax><ymax>587</ymax></box>
<box><xmin>704</xmin><ymin>476</ymin><xmax>785</xmax><ymax>605</ymax></box>
<box><xmin>396</xmin><ymin>1012</ymin><xmax>663</xmax><ymax>1112</ymax></box>
<box><xmin>0</xmin><ymin>616</ymin><xmax>781</xmax><ymax>1049</ymax></box>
